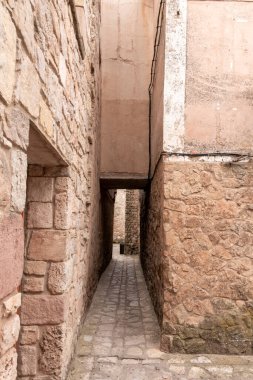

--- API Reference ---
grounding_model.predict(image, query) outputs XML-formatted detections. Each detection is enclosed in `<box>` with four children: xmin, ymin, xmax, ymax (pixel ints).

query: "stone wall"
<box><xmin>161</xmin><ymin>158</ymin><xmax>253</xmax><ymax>354</ymax></box>
<box><xmin>125</xmin><ymin>190</ymin><xmax>140</xmax><ymax>255</ymax></box>
<box><xmin>0</xmin><ymin>0</ymin><xmax>103</xmax><ymax>378</ymax></box>
<box><xmin>113</xmin><ymin>190</ymin><xmax>126</xmax><ymax>244</ymax></box>
<box><xmin>140</xmin><ymin>165</ymin><xmax>164</xmax><ymax>324</ymax></box>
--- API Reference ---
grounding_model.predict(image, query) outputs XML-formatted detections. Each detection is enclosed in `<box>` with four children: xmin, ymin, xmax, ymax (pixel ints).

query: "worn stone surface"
<box><xmin>27</xmin><ymin>202</ymin><xmax>53</xmax><ymax>229</ymax></box>
<box><xmin>19</xmin><ymin>326</ymin><xmax>39</xmax><ymax>346</ymax></box>
<box><xmin>27</xmin><ymin>230</ymin><xmax>67</xmax><ymax>262</ymax></box>
<box><xmin>125</xmin><ymin>190</ymin><xmax>140</xmax><ymax>255</ymax></box>
<box><xmin>113</xmin><ymin>190</ymin><xmax>126</xmax><ymax>244</ymax></box>
<box><xmin>0</xmin><ymin>315</ymin><xmax>20</xmax><ymax>356</ymax></box>
<box><xmin>18</xmin><ymin>345</ymin><xmax>37</xmax><ymax>376</ymax></box>
<box><xmin>27</xmin><ymin>178</ymin><xmax>54</xmax><ymax>203</ymax></box>
<box><xmin>48</xmin><ymin>261</ymin><xmax>72</xmax><ymax>294</ymax></box>
<box><xmin>0</xmin><ymin>3</ymin><xmax>16</xmax><ymax>104</ymax></box>
<box><xmin>0</xmin><ymin>348</ymin><xmax>17</xmax><ymax>380</ymax></box>
<box><xmin>68</xmin><ymin>247</ymin><xmax>253</xmax><ymax>380</ymax></box>
<box><xmin>23</xmin><ymin>276</ymin><xmax>45</xmax><ymax>293</ymax></box>
<box><xmin>0</xmin><ymin>213</ymin><xmax>24</xmax><ymax>300</ymax></box>
<box><xmin>39</xmin><ymin>325</ymin><xmax>64</xmax><ymax>376</ymax></box>
<box><xmin>2</xmin><ymin>293</ymin><xmax>21</xmax><ymax>318</ymax></box>
<box><xmin>21</xmin><ymin>295</ymin><xmax>65</xmax><ymax>325</ymax></box>
<box><xmin>24</xmin><ymin>261</ymin><xmax>47</xmax><ymax>276</ymax></box>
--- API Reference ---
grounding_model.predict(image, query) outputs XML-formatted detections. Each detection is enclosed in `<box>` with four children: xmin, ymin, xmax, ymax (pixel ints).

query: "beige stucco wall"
<box><xmin>100</xmin><ymin>0</ymin><xmax>154</xmax><ymax>182</ymax></box>
<box><xmin>185</xmin><ymin>1</ymin><xmax>253</xmax><ymax>153</ymax></box>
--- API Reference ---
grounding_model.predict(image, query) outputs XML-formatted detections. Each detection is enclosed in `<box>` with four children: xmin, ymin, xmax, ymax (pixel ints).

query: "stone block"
<box><xmin>24</xmin><ymin>260</ymin><xmax>47</xmax><ymax>276</ymax></box>
<box><xmin>27</xmin><ymin>177</ymin><xmax>54</xmax><ymax>202</ymax></box>
<box><xmin>11</xmin><ymin>148</ymin><xmax>27</xmax><ymax>212</ymax></box>
<box><xmin>20</xmin><ymin>326</ymin><xmax>39</xmax><ymax>345</ymax></box>
<box><xmin>0</xmin><ymin>146</ymin><xmax>11</xmax><ymax>213</ymax></box>
<box><xmin>0</xmin><ymin>213</ymin><xmax>24</xmax><ymax>299</ymax></box>
<box><xmin>23</xmin><ymin>276</ymin><xmax>44</xmax><ymax>293</ymax></box>
<box><xmin>48</xmin><ymin>261</ymin><xmax>72</xmax><ymax>294</ymax></box>
<box><xmin>13</xmin><ymin>0</ymin><xmax>35</xmax><ymax>57</ymax></box>
<box><xmin>27</xmin><ymin>202</ymin><xmax>53</xmax><ymax>229</ymax></box>
<box><xmin>15</xmin><ymin>54</ymin><xmax>40</xmax><ymax>118</ymax></box>
<box><xmin>39</xmin><ymin>325</ymin><xmax>64</xmax><ymax>375</ymax></box>
<box><xmin>21</xmin><ymin>294</ymin><xmax>65</xmax><ymax>325</ymax></box>
<box><xmin>5</xmin><ymin>106</ymin><xmax>29</xmax><ymax>151</ymax></box>
<box><xmin>0</xmin><ymin>347</ymin><xmax>17</xmax><ymax>380</ymax></box>
<box><xmin>0</xmin><ymin>3</ymin><xmax>16</xmax><ymax>104</ymax></box>
<box><xmin>59</xmin><ymin>53</ymin><xmax>67</xmax><ymax>87</ymax></box>
<box><xmin>54</xmin><ymin>193</ymin><xmax>71</xmax><ymax>229</ymax></box>
<box><xmin>27</xmin><ymin>230</ymin><xmax>67</xmax><ymax>262</ymax></box>
<box><xmin>0</xmin><ymin>314</ymin><xmax>20</xmax><ymax>356</ymax></box>
<box><xmin>18</xmin><ymin>345</ymin><xmax>37</xmax><ymax>376</ymax></box>
<box><xmin>2</xmin><ymin>292</ymin><xmax>21</xmax><ymax>317</ymax></box>
<box><xmin>39</xmin><ymin>99</ymin><xmax>55</xmax><ymax>139</ymax></box>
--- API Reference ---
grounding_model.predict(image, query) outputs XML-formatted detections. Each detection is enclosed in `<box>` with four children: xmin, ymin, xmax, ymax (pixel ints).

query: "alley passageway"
<box><xmin>68</xmin><ymin>247</ymin><xmax>253</xmax><ymax>380</ymax></box>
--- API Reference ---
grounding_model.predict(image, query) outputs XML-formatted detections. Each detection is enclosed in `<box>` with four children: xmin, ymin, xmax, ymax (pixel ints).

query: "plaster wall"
<box><xmin>185</xmin><ymin>1</ymin><xmax>253</xmax><ymax>153</ymax></box>
<box><xmin>100</xmin><ymin>0</ymin><xmax>154</xmax><ymax>181</ymax></box>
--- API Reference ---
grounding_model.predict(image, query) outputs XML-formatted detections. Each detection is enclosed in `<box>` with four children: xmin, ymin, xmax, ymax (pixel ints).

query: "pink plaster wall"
<box><xmin>185</xmin><ymin>1</ymin><xmax>253</xmax><ymax>153</ymax></box>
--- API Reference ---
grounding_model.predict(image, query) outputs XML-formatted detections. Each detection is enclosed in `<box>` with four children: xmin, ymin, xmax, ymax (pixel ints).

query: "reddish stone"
<box><xmin>21</xmin><ymin>294</ymin><xmax>65</xmax><ymax>325</ymax></box>
<box><xmin>27</xmin><ymin>230</ymin><xmax>67</xmax><ymax>262</ymax></box>
<box><xmin>0</xmin><ymin>213</ymin><xmax>24</xmax><ymax>299</ymax></box>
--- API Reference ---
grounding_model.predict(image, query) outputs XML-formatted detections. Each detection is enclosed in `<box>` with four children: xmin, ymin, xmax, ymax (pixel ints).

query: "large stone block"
<box><xmin>18</xmin><ymin>345</ymin><xmax>37</xmax><ymax>376</ymax></box>
<box><xmin>24</xmin><ymin>260</ymin><xmax>47</xmax><ymax>276</ymax></box>
<box><xmin>0</xmin><ymin>347</ymin><xmax>17</xmax><ymax>380</ymax></box>
<box><xmin>0</xmin><ymin>213</ymin><xmax>24</xmax><ymax>299</ymax></box>
<box><xmin>27</xmin><ymin>230</ymin><xmax>67</xmax><ymax>261</ymax></box>
<box><xmin>39</xmin><ymin>99</ymin><xmax>56</xmax><ymax>139</ymax></box>
<box><xmin>13</xmin><ymin>0</ymin><xmax>35</xmax><ymax>57</ymax></box>
<box><xmin>0</xmin><ymin>314</ymin><xmax>20</xmax><ymax>356</ymax></box>
<box><xmin>15</xmin><ymin>54</ymin><xmax>40</xmax><ymax>118</ymax></box>
<box><xmin>27</xmin><ymin>202</ymin><xmax>53</xmax><ymax>229</ymax></box>
<box><xmin>21</xmin><ymin>294</ymin><xmax>65</xmax><ymax>325</ymax></box>
<box><xmin>39</xmin><ymin>325</ymin><xmax>64</xmax><ymax>375</ymax></box>
<box><xmin>0</xmin><ymin>3</ymin><xmax>16</xmax><ymax>104</ymax></box>
<box><xmin>27</xmin><ymin>177</ymin><xmax>54</xmax><ymax>202</ymax></box>
<box><xmin>11</xmin><ymin>148</ymin><xmax>27</xmax><ymax>212</ymax></box>
<box><xmin>0</xmin><ymin>146</ymin><xmax>11</xmax><ymax>214</ymax></box>
<box><xmin>5</xmin><ymin>107</ymin><xmax>29</xmax><ymax>150</ymax></box>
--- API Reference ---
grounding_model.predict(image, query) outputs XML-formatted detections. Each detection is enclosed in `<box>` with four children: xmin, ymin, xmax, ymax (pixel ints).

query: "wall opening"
<box><xmin>112</xmin><ymin>189</ymin><xmax>141</xmax><ymax>256</ymax></box>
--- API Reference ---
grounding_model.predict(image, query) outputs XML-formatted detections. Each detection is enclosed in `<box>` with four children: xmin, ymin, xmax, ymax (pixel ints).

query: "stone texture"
<box><xmin>24</xmin><ymin>261</ymin><xmax>47</xmax><ymax>276</ymax></box>
<box><xmin>18</xmin><ymin>345</ymin><xmax>37</xmax><ymax>376</ymax></box>
<box><xmin>27</xmin><ymin>230</ymin><xmax>67</xmax><ymax>262</ymax></box>
<box><xmin>15</xmin><ymin>54</ymin><xmax>40</xmax><ymax>118</ymax></box>
<box><xmin>10</xmin><ymin>148</ymin><xmax>27</xmax><ymax>212</ymax></box>
<box><xmin>0</xmin><ymin>315</ymin><xmax>20</xmax><ymax>356</ymax></box>
<box><xmin>113</xmin><ymin>190</ymin><xmax>126</xmax><ymax>244</ymax></box>
<box><xmin>39</xmin><ymin>325</ymin><xmax>64</xmax><ymax>376</ymax></box>
<box><xmin>0</xmin><ymin>147</ymin><xmax>11</xmax><ymax>214</ymax></box>
<box><xmin>27</xmin><ymin>202</ymin><xmax>53</xmax><ymax>229</ymax></box>
<box><xmin>23</xmin><ymin>276</ymin><xmax>45</xmax><ymax>293</ymax></box>
<box><xmin>5</xmin><ymin>107</ymin><xmax>29</xmax><ymax>151</ymax></box>
<box><xmin>0</xmin><ymin>3</ymin><xmax>16</xmax><ymax>104</ymax></box>
<box><xmin>21</xmin><ymin>294</ymin><xmax>65</xmax><ymax>325</ymax></box>
<box><xmin>48</xmin><ymin>261</ymin><xmax>72</xmax><ymax>294</ymax></box>
<box><xmin>125</xmin><ymin>190</ymin><xmax>140</xmax><ymax>255</ymax></box>
<box><xmin>2</xmin><ymin>293</ymin><xmax>21</xmax><ymax>317</ymax></box>
<box><xmin>0</xmin><ymin>348</ymin><xmax>17</xmax><ymax>380</ymax></box>
<box><xmin>27</xmin><ymin>177</ymin><xmax>54</xmax><ymax>203</ymax></box>
<box><xmin>19</xmin><ymin>326</ymin><xmax>39</xmax><ymax>345</ymax></box>
<box><xmin>0</xmin><ymin>213</ymin><xmax>24</xmax><ymax>300</ymax></box>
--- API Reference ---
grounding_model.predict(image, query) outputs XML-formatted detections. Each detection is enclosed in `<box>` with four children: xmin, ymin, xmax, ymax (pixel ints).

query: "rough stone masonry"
<box><xmin>0</xmin><ymin>1</ymin><xmax>115</xmax><ymax>379</ymax></box>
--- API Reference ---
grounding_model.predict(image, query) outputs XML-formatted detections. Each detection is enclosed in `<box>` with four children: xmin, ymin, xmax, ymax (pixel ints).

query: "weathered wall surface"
<box><xmin>185</xmin><ymin>1</ymin><xmax>253</xmax><ymax>152</ymax></box>
<box><xmin>161</xmin><ymin>159</ymin><xmax>253</xmax><ymax>354</ymax></box>
<box><xmin>113</xmin><ymin>190</ymin><xmax>126</xmax><ymax>244</ymax></box>
<box><xmin>125</xmin><ymin>190</ymin><xmax>140</xmax><ymax>255</ymax></box>
<box><xmin>100</xmin><ymin>0</ymin><xmax>154</xmax><ymax>182</ymax></box>
<box><xmin>140</xmin><ymin>163</ymin><xmax>164</xmax><ymax>324</ymax></box>
<box><xmin>0</xmin><ymin>0</ymin><xmax>103</xmax><ymax>378</ymax></box>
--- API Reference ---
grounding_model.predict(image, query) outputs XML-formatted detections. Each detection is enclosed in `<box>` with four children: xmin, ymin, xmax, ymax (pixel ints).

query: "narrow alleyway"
<box><xmin>68</xmin><ymin>247</ymin><xmax>253</xmax><ymax>380</ymax></box>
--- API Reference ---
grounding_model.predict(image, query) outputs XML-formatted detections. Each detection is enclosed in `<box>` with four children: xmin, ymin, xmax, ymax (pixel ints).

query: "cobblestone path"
<box><xmin>68</xmin><ymin>247</ymin><xmax>253</xmax><ymax>379</ymax></box>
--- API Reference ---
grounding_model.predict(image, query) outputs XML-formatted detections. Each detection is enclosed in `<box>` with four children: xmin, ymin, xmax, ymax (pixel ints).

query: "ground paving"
<box><xmin>68</xmin><ymin>246</ymin><xmax>253</xmax><ymax>380</ymax></box>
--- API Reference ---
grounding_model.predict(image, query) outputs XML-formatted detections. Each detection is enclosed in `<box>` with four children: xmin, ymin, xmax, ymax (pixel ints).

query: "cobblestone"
<box><xmin>68</xmin><ymin>246</ymin><xmax>253</xmax><ymax>379</ymax></box>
